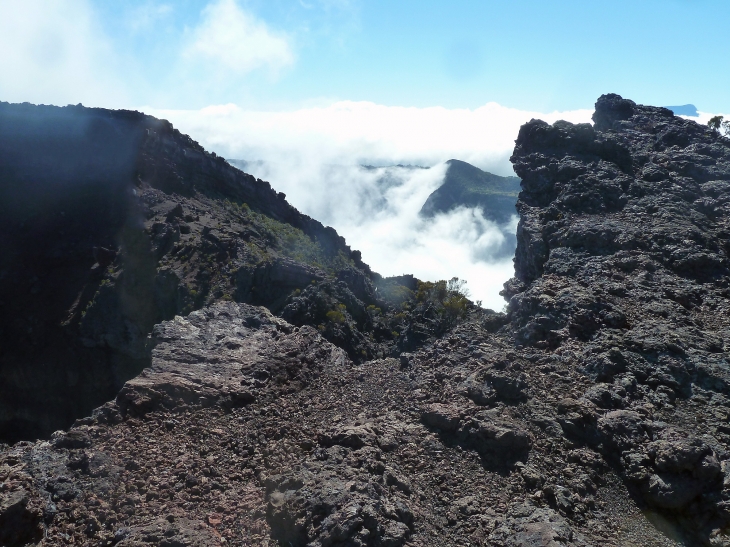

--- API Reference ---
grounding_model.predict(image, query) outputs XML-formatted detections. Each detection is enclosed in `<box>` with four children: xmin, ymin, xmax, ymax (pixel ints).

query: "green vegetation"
<box><xmin>326</xmin><ymin>303</ymin><xmax>347</xmax><ymax>324</ymax></box>
<box><xmin>416</xmin><ymin>277</ymin><xmax>472</xmax><ymax>326</ymax></box>
<box><xmin>223</xmin><ymin>198</ymin><xmax>354</xmax><ymax>275</ymax></box>
<box><xmin>708</xmin><ymin>116</ymin><xmax>730</xmax><ymax>137</ymax></box>
<box><xmin>367</xmin><ymin>304</ymin><xmax>382</xmax><ymax>315</ymax></box>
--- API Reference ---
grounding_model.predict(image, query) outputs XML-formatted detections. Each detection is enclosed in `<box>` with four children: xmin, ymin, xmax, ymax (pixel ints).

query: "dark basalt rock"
<box><xmin>422</xmin><ymin>403</ymin><xmax>532</xmax><ymax>469</ymax></box>
<box><xmin>503</xmin><ymin>93</ymin><xmax>730</xmax><ymax>542</ymax></box>
<box><xmin>115</xmin><ymin>302</ymin><xmax>345</xmax><ymax>417</ymax></box>
<box><xmin>4</xmin><ymin>95</ymin><xmax>730</xmax><ymax>546</ymax></box>
<box><xmin>265</xmin><ymin>468</ymin><xmax>413</xmax><ymax>547</ymax></box>
<box><xmin>0</xmin><ymin>101</ymin><xmax>415</xmax><ymax>441</ymax></box>
<box><xmin>0</xmin><ymin>490</ymin><xmax>43</xmax><ymax>547</ymax></box>
<box><xmin>488</xmin><ymin>504</ymin><xmax>590</xmax><ymax>547</ymax></box>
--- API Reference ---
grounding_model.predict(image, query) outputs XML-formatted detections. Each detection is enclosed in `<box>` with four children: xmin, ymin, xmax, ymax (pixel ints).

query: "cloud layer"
<box><xmin>149</xmin><ymin>100</ymin><xmax>594</xmax><ymax>175</ymax></box>
<box><xmin>146</xmin><ymin>101</ymin><xmax>595</xmax><ymax>310</ymax></box>
<box><xmin>0</xmin><ymin>0</ymin><xmax>126</xmax><ymax>106</ymax></box>
<box><xmin>0</xmin><ymin>0</ymin><xmax>297</xmax><ymax>108</ymax></box>
<box><xmin>183</xmin><ymin>0</ymin><xmax>294</xmax><ymax>76</ymax></box>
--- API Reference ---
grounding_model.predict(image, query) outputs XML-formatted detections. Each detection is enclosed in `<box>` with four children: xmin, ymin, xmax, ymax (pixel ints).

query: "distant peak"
<box><xmin>419</xmin><ymin>158</ymin><xmax>520</xmax><ymax>223</ymax></box>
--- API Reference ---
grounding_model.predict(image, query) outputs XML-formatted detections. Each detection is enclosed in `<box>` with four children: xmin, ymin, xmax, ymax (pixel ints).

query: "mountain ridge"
<box><xmin>419</xmin><ymin>159</ymin><xmax>521</xmax><ymax>224</ymax></box>
<box><xmin>0</xmin><ymin>101</ymin><xmax>453</xmax><ymax>443</ymax></box>
<box><xmin>3</xmin><ymin>95</ymin><xmax>730</xmax><ymax>546</ymax></box>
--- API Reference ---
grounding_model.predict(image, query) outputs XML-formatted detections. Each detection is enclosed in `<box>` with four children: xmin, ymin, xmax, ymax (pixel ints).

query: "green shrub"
<box><xmin>326</xmin><ymin>309</ymin><xmax>346</xmax><ymax>323</ymax></box>
<box><xmin>708</xmin><ymin>115</ymin><xmax>730</xmax><ymax>136</ymax></box>
<box><xmin>443</xmin><ymin>293</ymin><xmax>470</xmax><ymax>323</ymax></box>
<box><xmin>415</xmin><ymin>277</ymin><xmax>471</xmax><ymax>327</ymax></box>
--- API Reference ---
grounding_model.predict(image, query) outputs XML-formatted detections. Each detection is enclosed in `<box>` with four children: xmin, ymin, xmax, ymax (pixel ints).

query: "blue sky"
<box><xmin>2</xmin><ymin>0</ymin><xmax>729</xmax><ymax>308</ymax></box>
<box><xmin>2</xmin><ymin>0</ymin><xmax>729</xmax><ymax>112</ymax></box>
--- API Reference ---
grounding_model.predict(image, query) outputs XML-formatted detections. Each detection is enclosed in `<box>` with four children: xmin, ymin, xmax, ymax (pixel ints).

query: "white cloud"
<box><xmin>149</xmin><ymin>101</ymin><xmax>592</xmax><ymax>177</ymax></box>
<box><xmin>686</xmin><ymin>111</ymin><xmax>730</xmax><ymax>126</ymax></box>
<box><xmin>0</xmin><ymin>0</ymin><xmax>126</xmax><ymax>107</ymax></box>
<box><xmin>183</xmin><ymin>0</ymin><xmax>294</xmax><ymax>75</ymax></box>
<box><xmin>144</xmin><ymin>100</ymin><xmax>593</xmax><ymax>310</ymax></box>
<box><xmin>128</xmin><ymin>2</ymin><xmax>173</xmax><ymax>32</ymax></box>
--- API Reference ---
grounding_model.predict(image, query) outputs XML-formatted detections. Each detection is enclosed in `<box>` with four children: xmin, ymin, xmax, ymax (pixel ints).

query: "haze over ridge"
<box><xmin>141</xmin><ymin>101</ymin><xmax>598</xmax><ymax>310</ymax></box>
<box><xmin>2</xmin><ymin>0</ymin><xmax>728</xmax><ymax>309</ymax></box>
<box><xmin>72</xmin><ymin>98</ymin><xmax>730</xmax><ymax>309</ymax></box>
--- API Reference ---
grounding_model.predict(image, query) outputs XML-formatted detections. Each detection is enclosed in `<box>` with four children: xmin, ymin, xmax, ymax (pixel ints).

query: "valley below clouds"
<box><xmin>146</xmin><ymin>100</ymin><xmax>593</xmax><ymax>309</ymax></box>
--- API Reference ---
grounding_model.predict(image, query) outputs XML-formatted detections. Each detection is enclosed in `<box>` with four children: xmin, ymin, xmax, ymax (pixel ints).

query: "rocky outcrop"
<box><xmin>3</xmin><ymin>94</ymin><xmax>730</xmax><ymax>546</ymax></box>
<box><xmin>502</xmin><ymin>93</ymin><xmax>730</xmax><ymax>542</ymax></box>
<box><xmin>0</xmin><ymin>304</ymin><xmax>419</xmax><ymax>546</ymax></box>
<box><xmin>0</xmin><ymin>102</ymin><xmax>413</xmax><ymax>441</ymax></box>
<box><xmin>116</xmin><ymin>303</ymin><xmax>345</xmax><ymax>417</ymax></box>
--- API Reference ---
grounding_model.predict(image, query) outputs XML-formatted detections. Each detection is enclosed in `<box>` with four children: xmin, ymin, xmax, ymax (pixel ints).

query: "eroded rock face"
<box><xmin>0</xmin><ymin>461</ymin><xmax>44</xmax><ymax>547</ymax></box>
<box><xmin>422</xmin><ymin>403</ymin><xmax>532</xmax><ymax>467</ymax></box>
<box><xmin>0</xmin><ymin>304</ymin><xmax>421</xmax><ymax>547</ymax></box>
<box><xmin>3</xmin><ymin>95</ymin><xmax>730</xmax><ymax>546</ymax></box>
<box><xmin>116</xmin><ymin>303</ymin><xmax>344</xmax><ymax>417</ymax></box>
<box><xmin>0</xmin><ymin>102</ymin><xmax>397</xmax><ymax>441</ymax></box>
<box><xmin>503</xmin><ymin>93</ymin><xmax>730</xmax><ymax>541</ymax></box>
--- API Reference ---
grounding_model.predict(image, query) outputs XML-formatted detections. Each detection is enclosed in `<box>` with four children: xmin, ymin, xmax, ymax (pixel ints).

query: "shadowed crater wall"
<box><xmin>0</xmin><ymin>102</ymin><xmax>373</xmax><ymax>442</ymax></box>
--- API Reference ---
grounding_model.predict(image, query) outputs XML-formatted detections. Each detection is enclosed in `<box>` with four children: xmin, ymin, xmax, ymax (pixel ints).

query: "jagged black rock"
<box><xmin>0</xmin><ymin>102</ymin><xmax>448</xmax><ymax>442</ymax></box>
<box><xmin>2</xmin><ymin>95</ymin><xmax>730</xmax><ymax>546</ymax></box>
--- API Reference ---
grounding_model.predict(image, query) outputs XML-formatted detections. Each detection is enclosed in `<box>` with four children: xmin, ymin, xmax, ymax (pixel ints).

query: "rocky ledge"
<box><xmin>2</xmin><ymin>94</ymin><xmax>730</xmax><ymax>546</ymax></box>
<box><xmin>0</xmin><ymin>102</ymin><xmax>430</xmax><ymax>442</ymax></box>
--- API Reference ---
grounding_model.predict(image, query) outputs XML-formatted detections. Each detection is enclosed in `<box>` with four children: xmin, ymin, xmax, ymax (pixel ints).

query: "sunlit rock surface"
<box><xmin>2</xmin><ymin>94</ymin><xmax>730</xmax><ymax>545</ymax></box>
<box><xmin>0</xmin><ymin>102</ymin><xmax>424</xmax><ymax>442</ymax></box>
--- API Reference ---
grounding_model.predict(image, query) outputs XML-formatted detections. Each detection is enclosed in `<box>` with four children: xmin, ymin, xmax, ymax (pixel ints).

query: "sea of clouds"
<box><xmin>145</xmin><ymin>101</ymin><xmax>594</xmax><ymax>310</ymax></box>
<box><xmin>2</xmin><ymin>2</ymin><xmax>725</xmax><ymax>311</ymax></box>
